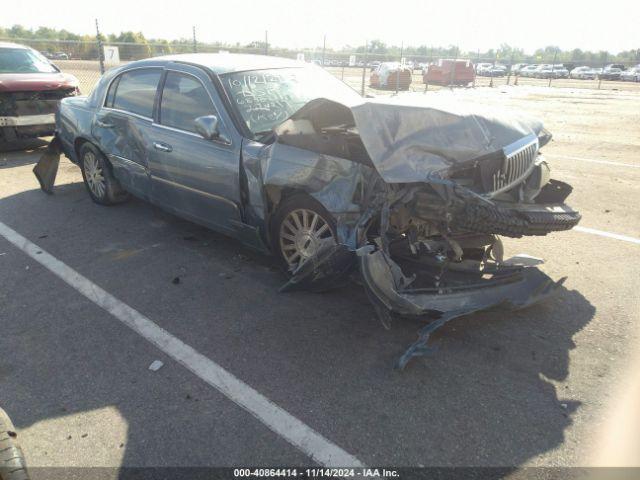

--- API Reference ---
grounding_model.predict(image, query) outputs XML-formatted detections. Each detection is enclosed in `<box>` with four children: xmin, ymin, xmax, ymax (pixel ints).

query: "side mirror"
<box><xmin>194</xmin><ymin>115</ymin><xmax>230</xmax><ymax>143</ymax></box>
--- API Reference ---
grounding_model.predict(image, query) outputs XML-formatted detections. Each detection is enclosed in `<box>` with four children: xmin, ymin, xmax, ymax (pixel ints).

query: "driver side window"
<box><xmin>159</xmin><ymin>72</ymin><xmax>216</xmax><ymax>134</ymax></box>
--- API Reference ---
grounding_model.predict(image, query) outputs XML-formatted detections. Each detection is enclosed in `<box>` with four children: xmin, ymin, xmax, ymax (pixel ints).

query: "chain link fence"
<box><xmin>3</xmin><ymin>37</ymin><xmax>640</xmax><ymax>97</ymax></box>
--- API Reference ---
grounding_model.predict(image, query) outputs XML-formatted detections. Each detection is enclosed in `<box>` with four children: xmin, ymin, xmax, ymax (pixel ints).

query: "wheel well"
<box><xmin>74</xmin><ymin>137</ymin><xmax>89</xmax><ymax>159</ymax></box>
<box><xmin>74</xmin><ymin>138</ymin><xmax>112</xmax><ymax>169</ymax></box>
<box><xmin>265</xmin><ymin>187</ymin><xmax>311</xmax><ymax>247</ymax></box>
<box><xmin>267</xmin><ymin>187</ymin><xmax>308</xmax><ymax>218</ymax></box>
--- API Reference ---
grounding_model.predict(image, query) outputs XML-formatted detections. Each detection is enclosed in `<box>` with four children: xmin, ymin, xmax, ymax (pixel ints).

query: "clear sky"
<box><xmin>2</xmin><ymin>0</ymin><xmax>639</xmax><ymax>53</ymax></box>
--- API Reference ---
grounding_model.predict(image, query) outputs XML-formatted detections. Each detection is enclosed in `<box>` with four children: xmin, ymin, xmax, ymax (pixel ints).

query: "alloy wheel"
<box><xmin>279</xmin><ymin>208</ymin><xmax>335</xmax><ymax>269</ymax></box>
<box><xmin>83</xmin><ymin>151</ymin><xmax>106</xmax><ymax>199</ymax></box>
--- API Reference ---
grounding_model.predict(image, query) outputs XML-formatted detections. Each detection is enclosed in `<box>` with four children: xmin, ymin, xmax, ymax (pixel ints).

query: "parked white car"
<box><xmin>570</xmin><ymin>66</ymin><xmax>598</xmax><ymax>80</ymax></box>
<box><xmin>475</xmin><ymin>63</ymin><xmax>493</xmax><ymax>75</ymax></box>
<box><xmin>550</xmin><ymin>65</ymin><xmax>569</xmax><ymax>79</ymax></box>
<box><xmin>620</xmin><ymin>67</ymin><xmax>640</xmax><ymax>82</ymax></box>
<box><xmin>532</xmin><ymin>65</ymin><xmax>553</xmax><ymax>78</ymax></box>
<box><xmin>518</xmin><ymin>65</ymin><xmax>539</xmax><ymax>77</ymax></box>
<box><xmin>511</xmin><ymin>63</ymin><xmax>529</xmax><ymax>74</ymax></box>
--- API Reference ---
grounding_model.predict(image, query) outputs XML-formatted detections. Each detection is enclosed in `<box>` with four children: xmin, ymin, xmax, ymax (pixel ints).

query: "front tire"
<box><xmin>271</xmin><ymin>194</ymin><xmax>337</xmax><ymax>272</ymax></box>
<box><xmin>79</xmin><ymin>143</ymin><xmax>129</xmax><ymax>206</ymax></box>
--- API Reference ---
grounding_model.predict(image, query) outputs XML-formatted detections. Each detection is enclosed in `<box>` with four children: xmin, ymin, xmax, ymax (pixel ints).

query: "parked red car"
<box><xmin>423</xmin><ymin>59</ymin><xmax>475</xmax><ymax>86</ymax></box>
<box><xmin>0</xmin><ymin>42</ymin><xmax>80</xmax><ymax>142</ymax></box>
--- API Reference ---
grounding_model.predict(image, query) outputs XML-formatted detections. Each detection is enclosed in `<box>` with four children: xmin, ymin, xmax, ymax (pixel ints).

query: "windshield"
<box><xmin>220</xmin><ymin>66</ymin><xmax>361</xmax><ymax>137</ymax></box>
<box><xmin>0</xmin><ymin>48</ymin><xmax>57</xmax><ymax>74</ymax></box>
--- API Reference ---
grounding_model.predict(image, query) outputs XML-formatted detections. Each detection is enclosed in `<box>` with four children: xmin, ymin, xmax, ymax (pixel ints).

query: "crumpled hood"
<box><xmin>352</xmin><ymin>95</ymin><xmax>544</xmax><ymax>183</ymax></box>
<box><xmin>278</xmin><ymin>94</ymin><xmax>545</xmax><ymax>184</ymax></box>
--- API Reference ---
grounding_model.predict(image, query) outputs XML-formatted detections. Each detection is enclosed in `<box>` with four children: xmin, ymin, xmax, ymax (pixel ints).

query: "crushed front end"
<box><xmin>273</xmin><ymin>96</ymin><xmax>580</xmax><ymax>369</ymax></box>
<box><xmin>354</xmin><ymin>131</ymin><xmax>579</xmax><ymax>368</ymax></box>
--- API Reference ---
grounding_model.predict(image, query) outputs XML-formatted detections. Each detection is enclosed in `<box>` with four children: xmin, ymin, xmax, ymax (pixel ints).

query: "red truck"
<box><xmin>423</xmin><ymin>59</ymin><xmax>475</xmax><ymax>86</ymax></box>
<box><xmin>0</xmin><ymin>42</ymin><xmax>80</xmax><ymax>143</ymax></box>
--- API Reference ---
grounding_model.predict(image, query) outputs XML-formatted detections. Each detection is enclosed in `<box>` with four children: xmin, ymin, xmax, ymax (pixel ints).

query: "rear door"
<box><xmin>148</xmin><ymin>64</ymin><xmax>242</xmax><ymax>233</ymax></box>
<box><xmin>92</xmin><ymin>67</ymin><xmax>162</xmax><ymax>199</ymax></box>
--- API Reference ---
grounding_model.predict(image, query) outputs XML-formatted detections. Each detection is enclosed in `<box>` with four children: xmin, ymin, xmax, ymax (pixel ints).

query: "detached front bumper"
<box><xmin>360</xmin><ymin>249</ymin><xmax>560</xmax><ymax>317</ymax></box>
<box><xmin>359</xmin><ymin>248</ymin><xmax>564</xmax><ymax>369</ymax></box>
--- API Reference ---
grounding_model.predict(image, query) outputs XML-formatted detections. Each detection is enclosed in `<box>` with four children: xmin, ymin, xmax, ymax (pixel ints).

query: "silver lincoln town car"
<box><xmin>44</xmin><ymin>53</ymin><xmax>581</xmax><ymax>367</ymax></box>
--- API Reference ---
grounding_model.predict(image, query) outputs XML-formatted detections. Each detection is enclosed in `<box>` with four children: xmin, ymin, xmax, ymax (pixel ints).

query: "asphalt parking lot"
<box><xmin>0</xmin><ymin>85</ymin><xmax>639</xmax><ymax>474</ymax></box>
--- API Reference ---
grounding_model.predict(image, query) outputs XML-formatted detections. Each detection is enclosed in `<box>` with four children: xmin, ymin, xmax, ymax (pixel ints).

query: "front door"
<box><xmin>148</xmin><ymin>66</ymin><xmax>241</xmax><ymax>233</ymax></box>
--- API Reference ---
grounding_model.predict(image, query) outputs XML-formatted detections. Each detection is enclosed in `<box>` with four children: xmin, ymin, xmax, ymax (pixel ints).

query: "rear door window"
<box><xmin>159</xmin><ymin>71</ymin><xmax>216</xmax><ymax>133</ymax></box>
<box><xmin>108</xmin><ymin>69</ymin><xmax>161</xmax><ymax>118</ymax></box>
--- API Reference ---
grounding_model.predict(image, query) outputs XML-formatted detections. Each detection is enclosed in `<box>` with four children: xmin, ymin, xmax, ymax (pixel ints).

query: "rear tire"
<box><xmin>79</xmin><ymin>143</ymin><xmax>129</xmax><ymax>206</ymax></box>
<box><xmin>0</xmin><ymin>408</ymin><xmax>29</xmax><ymax>480</ymax></box>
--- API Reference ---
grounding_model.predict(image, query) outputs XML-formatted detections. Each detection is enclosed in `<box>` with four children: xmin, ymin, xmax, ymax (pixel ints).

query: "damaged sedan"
<box><xmin>42</xmin><ymin>54</ymin><xmax>581</xmax><ymax>368</ymax></box>
<box><xmin>0</xmin><ymin>42</ymin><xmax>80</xmax><ymax>143</ymax></box>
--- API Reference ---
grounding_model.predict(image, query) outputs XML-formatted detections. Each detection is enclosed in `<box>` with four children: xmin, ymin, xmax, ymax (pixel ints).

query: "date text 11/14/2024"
<box><xmin>233</xmin><ymin>468</ymin><xmax>399</xmax><ymax>478</ymax></box>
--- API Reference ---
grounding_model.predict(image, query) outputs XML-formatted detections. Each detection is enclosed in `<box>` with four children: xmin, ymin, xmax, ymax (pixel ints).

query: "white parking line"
<box><xmin>546</xmin><ymin>153</ymin><xmax>640</xmax><ymax>169</ymax></box>
<box><xmin>0</xmin><ymin>220</ymin><xmax>364</xmax><ymax>468</ymax></box>
<box><xmin>574</xmin><ymin>226</ymin><xmax>640</xmax><ymax>245</ymax></box>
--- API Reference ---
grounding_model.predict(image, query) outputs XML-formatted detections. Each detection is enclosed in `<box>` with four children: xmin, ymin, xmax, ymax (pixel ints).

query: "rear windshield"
<box><xmin>0</xmin><ymin>48</ymin><xmax>57</xmax><ymax>74</ymax></box>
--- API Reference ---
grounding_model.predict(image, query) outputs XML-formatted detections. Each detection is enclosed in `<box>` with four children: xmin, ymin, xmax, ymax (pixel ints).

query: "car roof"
<box><xmin>0</xmin><ymin>42</ymin><xmax>30</xmax><ymax>50</ymax></box>
<box><xmin>131</xmin><ymin>53</ymin><xmax>304</xmax><ymax>75</ymax></box>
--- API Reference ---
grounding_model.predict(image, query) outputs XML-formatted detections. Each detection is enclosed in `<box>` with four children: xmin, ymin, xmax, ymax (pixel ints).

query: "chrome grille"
<box><xmin>491</xmin><ymin>137</ymin><xmax>539</xmax><ymax>193</ymax></box>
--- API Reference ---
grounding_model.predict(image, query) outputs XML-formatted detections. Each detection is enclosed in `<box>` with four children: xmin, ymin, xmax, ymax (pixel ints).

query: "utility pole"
<box><xmin>192</xmin><ymin>26</ymin><xmax>197</xmax><ymax>53</ymax></box>
<box><xmin>473</xmin><ymin>49</ymin><xmax>479</xmax><ymax>88</ymax></box>
<box><xmin>322</xmin><ymin>35</ymin><xmax>326</xmax><ymax>66</ymax></box>
<box><xmin>549</xmin><ymin>48</ymin><xmax>557</xmax><ymax>87</ymax></box>
<box><xmin>489</xmin><ymin>51</ymin><xmax>497</xmax><ymax>88</ymax></box>
<box><xmin>424</xmin><ymin>46</ymin><xmax>434</xmax><ymax>92</ymax></box>
<box><xmin>598</xmin><ymin>52</ymin><xmax>607</xmax><ymax>90</ymax></box>
<box><xmin>396</xmin><ymin>41</ymin><xmax>403</xmax><ymax>95</ymax></box>
<box><xmin>95</xmin><ymin>19</ymin><xmax>105</xmax><ymax>74</ymax></box>
<box><xmin>507</xmin><ymin>50</ymin><xmax>514</xmax><ymax>85</ymax></box>
<box><xmin>264</xmin><ymin>30</ymin><xmax>268</xmax><ymax>56</ymax></box>
<box><xmin>449</xmin><ymin>45</ymin><xmax>458</xmax><ymax>88</ymax></box>
<box><xmin>361</xmin><ymin>40</ymin><xmax>368</xmax><ymax>96</ymax></box>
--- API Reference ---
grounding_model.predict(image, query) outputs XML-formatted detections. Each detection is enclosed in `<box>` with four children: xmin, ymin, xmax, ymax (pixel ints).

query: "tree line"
<box><xmin>1</xmin><ymin>25</ymin><xmax>638</xmax><ymax>65</ymax></box>
<box><xmin>354</xmin><ymin>41</ymin><xmax>640</xmax><ymax>65</ymax></box>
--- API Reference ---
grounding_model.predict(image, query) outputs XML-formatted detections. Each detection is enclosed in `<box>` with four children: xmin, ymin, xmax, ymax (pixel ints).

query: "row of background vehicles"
<box><xmin>368</xmin><ymin>59</ymin><xmax>640</xmax><ymax>90</ymax></box>
<box><xmin>477</xmin><ymin>62</ymin><xmax>640</xmax><ymax>81</ymax></box>
<box><xmin>513</xmin><ymin>62</ymin><xmax>640</xmax><ymax>80</ymax></box>
<box><xmin>514</xmin><ymin>64</ymin><xmax>570</xmax><ymax>79</ymax></box>
<box><xmin>320</xmin><ymin>57</ymin><xmax>639</xmax><ymax>83</ymax></box>
<box><xmin>43</xmin><ymin>51</ymin><xmax>70</xmax><ymax>60</ymax></box>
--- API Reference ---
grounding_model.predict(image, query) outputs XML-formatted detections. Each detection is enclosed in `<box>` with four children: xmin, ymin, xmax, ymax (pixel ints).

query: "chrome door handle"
<box><xmin>95</xmin><ymin>119</ymin><xmax>114</xmax><ymax>128</ymax></box>
<box><xmin>153</xmin><ymin>142</ymin><xmax>172</xmax><ymax>152</ymax></box>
